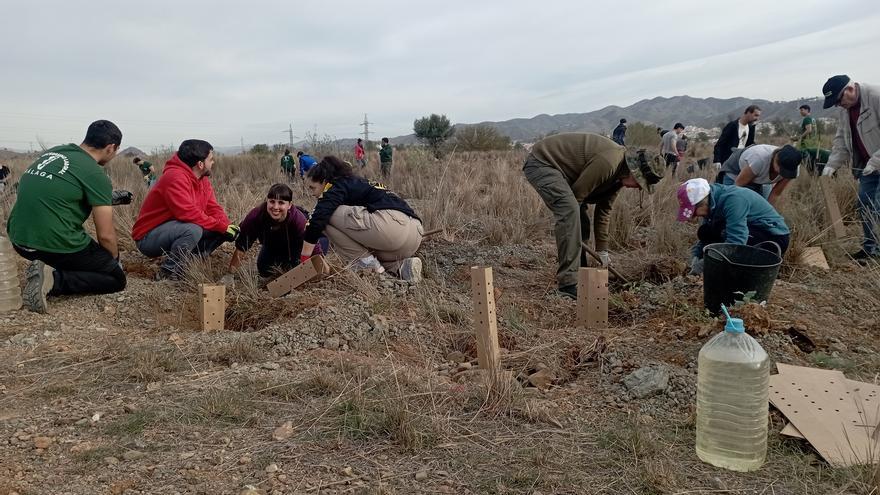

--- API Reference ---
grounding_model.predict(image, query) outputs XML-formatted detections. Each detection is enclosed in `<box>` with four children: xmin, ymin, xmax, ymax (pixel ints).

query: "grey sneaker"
<box><xmin>354</xmin><ymin>255</ymin><xmax>386</xmax><ymax>274</ymax></box>
<box><xmin>399</xmin><ymin>257</ymin><xmax>423</xmax><ymax>283</ymax></box>
<box><xmin>24</xmin><ymin>260</ymin><xmax>54</xmax><ymax>313</ymax></box>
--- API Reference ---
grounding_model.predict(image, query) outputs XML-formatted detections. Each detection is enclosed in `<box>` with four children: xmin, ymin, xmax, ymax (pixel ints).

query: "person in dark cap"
<box><xmin>522</xmin><ymin>133</ymin><xmax>665</xmax><ymax>298</ymax></box>
<box><xmin>820</xmin><ymin>75</ymin><xmax>880</xmax><ymax>262</ymax></box>
<box><xmin>718</xmin><ymin>144</ymin><xmax>801</xmax><ymax>207</ymax></box>
<box><xmin>612</xmin><ymin>118</ymin><xmax>627</xmax><ymax>145</ymax></box>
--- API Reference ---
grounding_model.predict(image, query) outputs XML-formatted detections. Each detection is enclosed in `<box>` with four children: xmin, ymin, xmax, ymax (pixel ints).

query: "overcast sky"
<box><xmin>1</xmin><ymin>0</ymin><xmax>877</xmax><ymax>151</ymax></box>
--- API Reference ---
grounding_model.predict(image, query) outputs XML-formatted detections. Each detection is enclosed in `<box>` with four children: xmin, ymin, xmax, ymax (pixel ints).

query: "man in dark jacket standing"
<box><xmin>612</xmin><ymin>119</ymin><xmax>627</xmax><ymax>145</ymax></box>
<box><xmin>713</xmin><ymin>105</ymin><xmax>762</xmax><ymax>168</ymax></box>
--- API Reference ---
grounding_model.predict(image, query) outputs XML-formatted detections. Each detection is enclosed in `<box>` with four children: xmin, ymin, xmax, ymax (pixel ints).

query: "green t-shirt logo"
<box><xmin>27</xmin><ymin>152</ymin><xmax>71</xmax><ymax>180</ymax></box>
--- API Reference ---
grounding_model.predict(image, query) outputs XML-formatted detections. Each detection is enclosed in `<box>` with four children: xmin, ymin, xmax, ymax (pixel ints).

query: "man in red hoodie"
<box><xmin>132</xmin><ymin>139</ymin><xmax>239</xmax><ymax>280</ymax></box>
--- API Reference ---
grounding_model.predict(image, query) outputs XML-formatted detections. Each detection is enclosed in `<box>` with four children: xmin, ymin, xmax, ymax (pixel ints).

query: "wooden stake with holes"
<box><xmin>470</xmin><ymin>266</ymin><xmax>501</xmax><ymax>371</ymax></box>
<box><xmin>576</xmin><ymin>268</ymin><xmax>608</xmax><ymax>329</ymax></box>
<box><xmin>820</xmin><ymin>176</ymin><xmax>846</xmax><ymax>240</ymax></box>
<box><xmin>199</xmin><ymin>284</ymin><xmax>225</xmax><ymax>331</ymax></box>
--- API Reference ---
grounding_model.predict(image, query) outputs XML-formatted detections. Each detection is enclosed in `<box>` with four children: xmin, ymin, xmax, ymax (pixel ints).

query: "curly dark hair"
<box><xmin>306</xmin><ymin>155</ymin><xmax>354</xmax><ymax>183</ymax></box>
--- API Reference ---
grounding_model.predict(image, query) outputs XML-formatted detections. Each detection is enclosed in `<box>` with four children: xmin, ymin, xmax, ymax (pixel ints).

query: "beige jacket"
<box><xmin>826</xmin><ymin>82</ymin><xmax>880</xmax><ymax>176</ymax></box>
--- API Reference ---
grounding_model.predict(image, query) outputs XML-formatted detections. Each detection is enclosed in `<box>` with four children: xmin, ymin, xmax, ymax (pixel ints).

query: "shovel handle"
<box><xmin>581</xmin><ymin>242</ymin><xmax>629</xmax><ymax>284</ymax></box>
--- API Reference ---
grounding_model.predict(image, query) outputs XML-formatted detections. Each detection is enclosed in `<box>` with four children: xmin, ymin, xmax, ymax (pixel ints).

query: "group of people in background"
<box><xmin>4</xmin><ymin>74</ymin><xmax>878</xmax><ymax>311</ymax></box>
<box><xmin>281</xmin><ymin>137</ymin><xmax>394</xmax><ymax>180</ymax></box>
<box><xmin>533</xmin><ymin>74</ymin><xmax>878</xmax><ymax>297</ymax></box>
<box><xmin>6</xmin><ymin>122</ymin><xmax>423</xmax><ymax>313</ymax></box>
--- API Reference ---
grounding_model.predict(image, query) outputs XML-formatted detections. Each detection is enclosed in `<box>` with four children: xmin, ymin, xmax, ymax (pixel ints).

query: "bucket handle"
<box><xmin>704</xmin><ymin>241</ymin><xmax>782</xmax><ymax>268</ymax></box>
<box><xmin>753</xmin><ymin>241</ymin><xmax>782</xmax><ymax>258</ymax></box>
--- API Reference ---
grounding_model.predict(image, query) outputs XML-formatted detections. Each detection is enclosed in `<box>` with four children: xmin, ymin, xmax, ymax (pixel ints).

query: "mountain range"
<box><xmin>428</xmin><ymin>95</ymin><xmax>836</xmax><ymax>144</ymax></box>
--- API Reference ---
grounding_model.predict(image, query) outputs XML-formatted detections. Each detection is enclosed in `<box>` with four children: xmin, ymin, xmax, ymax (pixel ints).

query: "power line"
<box><xmin>359</xmin><ymin>113</ymin><xmax>374</xmax><ymax>143</ymax></box>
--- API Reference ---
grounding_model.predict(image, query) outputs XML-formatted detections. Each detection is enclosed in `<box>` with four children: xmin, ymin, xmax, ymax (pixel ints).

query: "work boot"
<box><xmin>23</xmin><ymin>260</ymin><xmax>54</xmax><ymax>313</ymax></box>
<box><xmin>398</xmin><ymin>257</ymin><xmax>423</xmax><ymax>283</ymax></box>
<box><xmin>155</xmin><ymin>268</ymin><xmax>181</xmax><ymax>281</ymax></box>
<box><xmin>558</xmin><ymin>284</ymin><xmax>577</xmax><ymax>300</ymax></box>
<box><xmin>850</xmin><ymin>249</ymin><xmax>878</xmax><ymax>264</ymax></box>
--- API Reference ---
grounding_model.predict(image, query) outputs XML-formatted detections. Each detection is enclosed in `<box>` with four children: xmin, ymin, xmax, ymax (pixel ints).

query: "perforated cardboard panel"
<box><xmin>770</xmin><ymin>364</ymin><xmax>879</xmax><ymax>466</ymax></box>
<box><xmin>266</xmin><ymin>255</ymin><xmax>325</xmax><ymax>297</ymax></box>
<box><xmin>798</xmin><ymin>247</ymin><xmax>830</xmax><ymax>270</ymax></box>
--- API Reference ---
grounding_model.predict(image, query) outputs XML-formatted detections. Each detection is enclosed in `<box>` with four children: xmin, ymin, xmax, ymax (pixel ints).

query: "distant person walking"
<box><xmin>133</xmin><ymin>156</ymin><xmax>157</xmax><ymax>188</ymax></box>
<box><xmin>661</xmin><ymin>123</ymin><xmax>685</xmax><ymax>175</ymax></box>
<box><xmin>612</xmin><ymin>118</ymin><xmax>627</xmax><ymax>145</ymax></box>
<box><xmin>713</xmin><ymin>105</ymin><xmax>761</xmax><ymax>169</ymax></box>
<box><xmin>0</xmin><ymin>164</ymin><xmax>10</xmax><ymax>193</ymax></box>
<box><xmin>297</xmin><ymin>151</ymin><xmax>317</xmax><ymax>178</ymax></box>
<box><xmin>280</xmin><ymin>149</ymin><xmax>296</xmax><ymax>179</ymax></box>
<box><xmin>820</xmin><ymin>74</ymin><xmax>880</xmax><ymax>263</ymax></box>
<box><xmin>797</xmin><ymin>104</ymin><xmax>819</xmax><ymax>150</ymax></box>
<box><xmin>355</xmin><ymin>138</ymin><xmax>367</xmax><ymax>169</ymax></box>
<box><xmin>379</xmin><ymin>137</ymin><xmax>393</xmax><ymax>178</ymax></box>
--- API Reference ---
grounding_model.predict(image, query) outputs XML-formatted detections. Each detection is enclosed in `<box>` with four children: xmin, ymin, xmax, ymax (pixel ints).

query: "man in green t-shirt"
<box><xmin>280</xmin><ymin>149</ymin><xmax>295</xmax><ymax>179</ymax></box>
<box><xmin>6</xmin><ymin>120</ymin><xmax>126</xmax><ymax>313</ymax></box>
<box><xmin>797</xmin><ymin>104</ymin><xmax>819</xmax><ymax>149</ymax></box>
<box><xmin>133</xmin><ymin>156</ymin><xmax>157</xmax><ymax>188</ymax></box>
<box><xmin>379</xmin><ymin>137</ymin><xmax>393</xmax><ymax>178</ymax></box>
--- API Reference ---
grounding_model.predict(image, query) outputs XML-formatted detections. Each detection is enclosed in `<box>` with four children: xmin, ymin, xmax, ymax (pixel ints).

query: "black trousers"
<box><xmin>13</xmin><ymin>239</ymin><xmax>126</xmax><ymax>296</ymax></box>
<box><xmin>697</xmin><ymin>223</ymin><xmax>790</xmax><ymax>257</ymax></box>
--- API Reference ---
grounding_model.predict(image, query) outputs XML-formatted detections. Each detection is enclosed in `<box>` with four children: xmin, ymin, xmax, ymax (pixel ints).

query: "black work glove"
<box><xmin>111</xmin><ymin>190</ymin><xmax>133</xmax><ymax>205</ymax></box>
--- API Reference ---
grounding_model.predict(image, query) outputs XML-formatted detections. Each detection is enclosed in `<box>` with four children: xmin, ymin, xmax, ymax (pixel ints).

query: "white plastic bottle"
<box><xmin>0</xmin><ymin>235</ymin><xmax>22</xmax><ymax>312</ymax></box>
<box><xmin>696</xmin><ymin>316</ymin><xmax>770</xmax><ymax>471</ymax></box>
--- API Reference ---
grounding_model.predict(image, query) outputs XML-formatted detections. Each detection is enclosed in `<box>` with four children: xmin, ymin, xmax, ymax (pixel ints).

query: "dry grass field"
<box><xmin>1</xmin><ymin>142</ymin><xmax>879</xmax><ymax>494</ymax></box>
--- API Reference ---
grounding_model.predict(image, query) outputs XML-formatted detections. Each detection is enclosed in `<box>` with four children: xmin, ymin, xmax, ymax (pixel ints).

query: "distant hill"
<box><xmin>391</xmin><ymin>95</ymin><xmax>836</xmax><ymax>143</ymax></box>
<box><xmin>119</xmin><ymin>146</ymin><xmax>146</xmax><ymax>157</ymax></box>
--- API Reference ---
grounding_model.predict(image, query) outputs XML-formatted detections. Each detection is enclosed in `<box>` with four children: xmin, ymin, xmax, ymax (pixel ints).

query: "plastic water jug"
<box><xmin>696</xmin><ymin>315</ymin><xmax>770</xmax><ymax>471</ymax></box>
<box><xmin>0</xmin><ymin>236</ymin><xmax>22</xmax><ymax>312</ymax></box>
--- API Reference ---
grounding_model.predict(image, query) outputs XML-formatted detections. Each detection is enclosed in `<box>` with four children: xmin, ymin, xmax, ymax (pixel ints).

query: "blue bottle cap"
<box><xmin>725</xmin><ymin>317</ymin><xmax>745</xmax><ymax>333</ymax></box>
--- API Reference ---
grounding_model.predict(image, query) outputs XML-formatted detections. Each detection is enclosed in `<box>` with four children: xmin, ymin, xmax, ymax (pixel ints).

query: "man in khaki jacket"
<box><xmin>523</xmin><ymin>133</ymin><xmax>665</xmax><ymax>298</ymax></box>
<box><xmin>820</xmin><ymin>75</ymin><xmax>880</xmax><ymax>262</ymax></box>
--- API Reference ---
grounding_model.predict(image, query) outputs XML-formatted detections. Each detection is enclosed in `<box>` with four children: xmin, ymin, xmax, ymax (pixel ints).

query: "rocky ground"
<box><xmin>1</xmin><ymin>235</ymin><xmax>879</xmax><ymax>495</ymax></box>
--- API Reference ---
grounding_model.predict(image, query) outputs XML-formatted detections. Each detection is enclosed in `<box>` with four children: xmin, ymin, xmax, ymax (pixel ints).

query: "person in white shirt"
<box><xmin>719</xmin><ymin>144</ymin><xmax>802</xmax><ymax>207</ymax></box>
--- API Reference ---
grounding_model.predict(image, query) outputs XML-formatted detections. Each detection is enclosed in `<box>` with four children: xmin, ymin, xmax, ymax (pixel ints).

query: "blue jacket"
<box><xmin>692</xmin><ymin>184</ymin><xmax>789</xmax><ymax>257</ymax></box>
<box><xmin>298</xmin><ymin>154</ymin><xmax>317</xmax><ymax>177</ymax></box>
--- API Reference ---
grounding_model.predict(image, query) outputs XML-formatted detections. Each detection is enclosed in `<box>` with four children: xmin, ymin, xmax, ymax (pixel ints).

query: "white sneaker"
<box><xmin>24</xmin><ymin>260</ymin><xmax>54</xmax><ymax>313</ymax></box>
<box><xmin>355</xmin><ymin>255</ymin><xmax>385</xmax><ymax>274</ymax></box>
<box><xmin>399</xmin><ymin>257</ymin><xmax>423</xmax><ymax>283</ymax></box>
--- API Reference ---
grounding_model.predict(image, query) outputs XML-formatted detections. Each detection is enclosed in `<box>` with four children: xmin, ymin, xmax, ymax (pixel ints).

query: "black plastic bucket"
<box><xmin>703</xmin><ymin>242</ymin><xmax>782</xmax><ymax>314</ymax></box>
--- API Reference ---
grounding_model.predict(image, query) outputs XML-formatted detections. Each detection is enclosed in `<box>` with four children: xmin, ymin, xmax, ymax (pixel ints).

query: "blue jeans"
<box><xmin>858</xmin><ymin>172</ymin><xmax>880</xmax><ymax>254</ymax></box>
<box><xmin>136</xmin><ymin>221</ymin><xmax>227</xmax><ymax>276</ymax></box>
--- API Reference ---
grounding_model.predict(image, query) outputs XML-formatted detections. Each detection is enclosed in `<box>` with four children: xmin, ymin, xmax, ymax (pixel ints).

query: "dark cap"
<box><xmin>822</xmin><ymin>75</ymin><xmax>850</xmax><ymax>109</ymax></box>
<box><xmin>620</xmin><ymin>118</ymin><xmax>627</xmax><ymax>123</ymax></box>
<box><xmin>674</xmin><ymin>122</ymin><xmax>685</xmax><ymax>130</ymax></box>
<box><xmin>777</xmin><ymin>145</ymin><xmax>801</xmax><ymax>179</ymax></box>
<box><xmin>625</xmin><ymin>149</ymin><xmax>666</xmax><ymax>194</ymax></box>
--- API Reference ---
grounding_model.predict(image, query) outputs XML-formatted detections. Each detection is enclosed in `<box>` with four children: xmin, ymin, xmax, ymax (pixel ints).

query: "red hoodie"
<box><xmin>131</xmin><ymin>153</ymin><xmax>230</xmax><ymax>241</ymax></box>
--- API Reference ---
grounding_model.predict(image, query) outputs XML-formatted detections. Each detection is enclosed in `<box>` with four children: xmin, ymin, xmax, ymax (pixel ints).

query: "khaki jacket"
<box><xmin>827</xmin><ymin>83</ymin><xmax>880</xmax><ymax>176</ymax></box>
<box><xmin>530</xmin><ymin>133</ymin><xmax>627</xmax><ymax>251</ymax></box>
